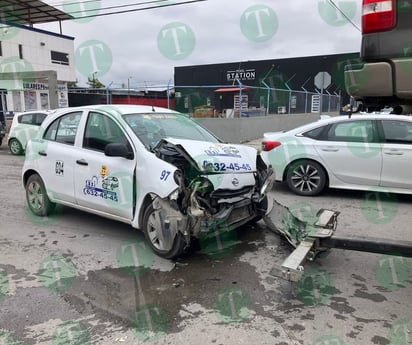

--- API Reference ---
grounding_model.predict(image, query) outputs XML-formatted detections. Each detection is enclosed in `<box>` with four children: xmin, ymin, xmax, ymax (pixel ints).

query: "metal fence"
<box><xmin>172</xmin><ymin>84</ymin><xmax>341</xmax><ymax>117</ymax></box>
<box><xmin>66</xmin><ymin>83</ymin><xmax>342</xmax><ymax>117</ymax></box>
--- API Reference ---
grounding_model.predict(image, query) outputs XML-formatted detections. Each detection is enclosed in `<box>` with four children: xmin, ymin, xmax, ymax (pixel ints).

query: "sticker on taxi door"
<box><xmin>83</xmin><ymin>175</ymin><xmax>118</xmax><ymax>202</ymax></box>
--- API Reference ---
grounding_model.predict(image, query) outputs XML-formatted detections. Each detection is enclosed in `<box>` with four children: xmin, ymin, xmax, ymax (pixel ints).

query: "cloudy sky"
<box><xmin>39</xmin><ymin>0</ymin><xmax>362</xmax><ymax>88</ymax></box>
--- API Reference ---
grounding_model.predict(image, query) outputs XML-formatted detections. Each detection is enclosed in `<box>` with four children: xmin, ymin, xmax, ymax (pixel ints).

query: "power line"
<box><xmin>46</xmin><ymin>0</ymin><xmax>101</xmax><ymax>8</ymax></box>
<box><xmin>46</xmin><ymin>0</ymin><xmax>207</xmax><ymax>19</ymax></box>
<box><xmin>327</xmin><ymin>0</ymin><xmax>361</xmax><ymax>32</ymax></box>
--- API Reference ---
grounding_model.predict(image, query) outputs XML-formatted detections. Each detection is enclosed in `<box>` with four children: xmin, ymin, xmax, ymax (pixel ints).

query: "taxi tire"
<box><xmin>9</xmin><ymin>138</ymin><xmax>23</xmax><ymax>155</ymax></box>
<box><xmin>26</xmin><ymin>174</ymin><xmax>56</xmax><ymax>217</ymax></box>
<box><xmin>142</xmin><ymin>203</ymin><xmax>186</xmax><ymax>259</ymax></box>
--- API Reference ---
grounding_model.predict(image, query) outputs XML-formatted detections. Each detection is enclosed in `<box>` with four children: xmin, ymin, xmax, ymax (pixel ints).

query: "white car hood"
<box><xmin>163</xmin><ymin>138</ymin><xmax>258</xmax><ymax>173</ymax></box>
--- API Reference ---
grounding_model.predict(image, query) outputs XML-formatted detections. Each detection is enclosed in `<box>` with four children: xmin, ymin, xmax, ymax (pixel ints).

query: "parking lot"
<box><xmin>1</xmin><ymin>143</ymin><xmax>412</xmax><ymax>345</ymax></box>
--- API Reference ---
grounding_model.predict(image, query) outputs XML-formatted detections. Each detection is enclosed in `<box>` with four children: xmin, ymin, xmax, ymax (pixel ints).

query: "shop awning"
<box><xmin>0</xmin><ymin>0</ymin><xmax>73</xmax><ymax>25</ymax></box>
<box><xmin>214</xmin><ymin>87</ymin><xmax>250</xmax><ymax>93</ymax></box>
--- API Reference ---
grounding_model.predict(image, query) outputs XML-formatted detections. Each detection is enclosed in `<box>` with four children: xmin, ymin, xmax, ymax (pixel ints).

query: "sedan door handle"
<box><xmin>38</xmin><ymin>151</ymin><xmax>47</xmax><ymax>156</ymax></box>
<box><xmin>384</xmin><ymin>150</ymin><xmax>404</xmax><ymax>156</ymax></box>
<box><xmin>76</xmin><ymin>159</ymin><xmax>88</xmax><ymax>166</ymax></box>
<box><xmin>321</xmin><ymin>147</ymin><xmax>339</xmax><ymax>152</ymax></box>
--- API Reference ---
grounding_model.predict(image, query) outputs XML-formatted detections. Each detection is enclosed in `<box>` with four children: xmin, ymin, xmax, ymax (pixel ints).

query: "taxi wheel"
<box><xmin>286</xmin><ymin>160</ymin><xmax>326</xmax><ymax>196</ymax></box>
<box><xmin>9</xmin><ymin>139</ymin><xmax>23</xmax><ymax>155</ymax></box>
<box><xmin>142</xmin><ymin>203</ymin><xmax>186</xmax><ymax>259</ymax></box>
<box><xmin>26</xmin><ymin>174</ymin><xmax>56</xmax><ymax>216</ymax></box>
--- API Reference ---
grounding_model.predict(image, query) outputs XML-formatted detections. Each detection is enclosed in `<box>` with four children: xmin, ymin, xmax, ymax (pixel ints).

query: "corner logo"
<box><xmin>116</xmin><ymin>239</ymin><xmax>155</xmax><ymax>276</ymax></box>
<box><xmin>0</xmin><ymin>331</ymin><xmax>22</xmax><ymax>345</ymax></box>
<box><xmin>360</xmin><ymin>190</ymin><xmax>398</xmax><ymax>225</ymax></box>
<box><xmin>388</xmin><ymin>319</ymin><xmax>412</xmax><ymax>345</ymax></box>
<box><xmin>38</xmin><ymin>255</ymin><xmax>77</xmax><ymax>293</ymax></box>
<box><xmin>214</xmin><ymin>287</ymin><xmax>251</xmax><ymax>323</ymax></box>
<box><xmin>199</xmin><ymin>220</ymin><xmax>238</xmax><ymax>259</ymax></box>
<box><xmin>63</xmin><ymin>0</ymin><xmax>101</xmax><ymax>24</ymax></box>
<box><xmin>318</xmin><ymin>0</ymin><xmax>357</xmax><ymax>27</ymax></box>
<box><xmin>240</xmin><ymin>4</ymin><xmax>278</xmax><ymax>43</ymax></box>
<box><xmin>157</xmin><ymin>22</ymin><xmax>196</xmax><ymax>60</ymax></box>
<box><xmin>0</xmin><ymin>57</ymin><xmax>33</xmax><ymax>90</ymax></box>
<box><xmin>130</xmin><ymin>305</ymin><xmax>168</xmax><ymax>342</ymax></box>
<box><xmin>0</xmin><ymin>23</ymin><xmax>20</xmax><ymax>40</ymax></box>
<box><xmin>296</xmin><ymin>268</ymin><xmax>335</xmax><ymax>306</ymax></box>
<box><xmin>375</xmin><ymin>255</ymin><xmax>410</xmax><ymax>291</ymax></box>
<box><xmin>52</xmin><ymin>321</ymin><xmax>90</xmax><ymax>345</ymax></box>
<box><xmin>75</xmin><ymin>40</ymin><xmax>113</xmax><ymax>79</ymax></box>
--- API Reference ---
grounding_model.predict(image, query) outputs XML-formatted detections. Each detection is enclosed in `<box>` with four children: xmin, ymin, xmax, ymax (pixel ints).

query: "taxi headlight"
<box><xmin>169</xmin><ymin>188</ymin><xmax>179</xmax><ymax>201</ymax></box>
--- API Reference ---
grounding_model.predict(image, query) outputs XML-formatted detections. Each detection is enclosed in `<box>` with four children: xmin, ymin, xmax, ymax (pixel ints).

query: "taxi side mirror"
<box><xmin>104</xmin><ymin>143</ymin><xmax>134</xmax><ymax>160</ymax></box>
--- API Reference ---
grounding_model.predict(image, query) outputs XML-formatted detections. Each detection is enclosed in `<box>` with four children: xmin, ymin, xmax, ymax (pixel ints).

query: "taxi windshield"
<box><xmin>123</xmin><ymin>113</ymin><xmax>219</xmax><ymax>148</ymax></box>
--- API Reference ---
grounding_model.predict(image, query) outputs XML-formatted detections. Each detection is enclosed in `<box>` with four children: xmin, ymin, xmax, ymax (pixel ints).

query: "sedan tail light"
<box><xmin>262</xmin><ymin>141</ymin><xmax>282</xmax><ymax>152</ymax></box>
<box><xmin>362</xmin><ymin>0</ymin><xmax>395</xmax><ymax>34</ymax></box>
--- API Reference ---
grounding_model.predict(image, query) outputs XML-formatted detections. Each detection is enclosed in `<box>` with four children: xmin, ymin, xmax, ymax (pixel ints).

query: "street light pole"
<box><xmin>127</xmin><ymin>76</ymin><xmax>132</xmax><ymax>103</ymax></box>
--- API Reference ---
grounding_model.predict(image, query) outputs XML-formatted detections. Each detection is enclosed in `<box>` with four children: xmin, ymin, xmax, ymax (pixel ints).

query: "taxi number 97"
<box><xmin>202</xmin><ymin>160</ymin><xmax>251</xmax><ymax>172</ymax></box>
<box><xmin>160</xmin><ymin>170</ymin><xmax>171</xmax><ymax>181</ymax></box>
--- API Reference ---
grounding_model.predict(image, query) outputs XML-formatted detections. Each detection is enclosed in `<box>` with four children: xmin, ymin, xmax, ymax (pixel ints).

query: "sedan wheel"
<box><xmin>9</xmin><ymin>139</ymin><xmax>23</xmax><ymax>155</ymax></box>
<box><xmin>143</xmin><ymin>203</ymin><xmax>186</xmax><ymax>259</ymax></box>
<box><xmin>286</xmin><ymin>160</ymin><xmax>326</xmax><ymax>196</ymax></box>
<box><xmin>26</xmin><ymin>174</ymin><xmax>55</xmax><ymax>216</ymax></box>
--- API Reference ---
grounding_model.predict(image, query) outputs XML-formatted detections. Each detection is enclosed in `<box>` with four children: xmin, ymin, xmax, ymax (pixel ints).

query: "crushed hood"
<box><xmin>163</xmin><ymin>138</ymin><xmax>258</xmax><ymax>173</ymax></box>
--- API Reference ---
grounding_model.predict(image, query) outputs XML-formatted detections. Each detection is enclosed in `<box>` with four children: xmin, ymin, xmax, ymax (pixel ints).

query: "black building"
<box><xmin>174</xmin><ymin>52</ymin><xmax>360</xmax><ymax>115</ymax></box>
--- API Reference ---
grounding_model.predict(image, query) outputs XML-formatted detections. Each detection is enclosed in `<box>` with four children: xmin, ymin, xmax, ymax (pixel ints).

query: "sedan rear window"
<box><xmin>302</xmin><ymin>125</ymin><xmax>326</xmax><ymax>139</ymax></box>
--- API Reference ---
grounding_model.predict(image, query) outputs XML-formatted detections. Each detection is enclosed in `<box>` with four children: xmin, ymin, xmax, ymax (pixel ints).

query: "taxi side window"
<box><xmin>83</xmin><ymin>112</ymin><xmax>130</xmax><ymax>152</ymax></box>
<box><xmin>43</xmin><ymin>112</ymin><xmax>82</xmax><ymax>145</ymax></box>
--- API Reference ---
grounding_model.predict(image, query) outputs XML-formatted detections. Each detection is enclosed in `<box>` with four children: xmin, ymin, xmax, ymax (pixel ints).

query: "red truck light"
<box><xmin>362</xmin><ymin>0</ymin><xmax>395</xmax><ymax>34</ymax></box>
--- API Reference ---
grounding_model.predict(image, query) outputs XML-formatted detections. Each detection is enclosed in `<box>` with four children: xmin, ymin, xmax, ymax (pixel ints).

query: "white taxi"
<box><xmin>23</xmin><ymin>105</ymin><xmax>274</xmax><ymax>258</ymax></box>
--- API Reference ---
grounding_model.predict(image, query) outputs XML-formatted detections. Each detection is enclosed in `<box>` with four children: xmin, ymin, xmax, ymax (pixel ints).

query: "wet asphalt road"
<box><xmin>1</xmin><ymin>143</ymin><xmax>412</xmax><ymax>345</ymax></box>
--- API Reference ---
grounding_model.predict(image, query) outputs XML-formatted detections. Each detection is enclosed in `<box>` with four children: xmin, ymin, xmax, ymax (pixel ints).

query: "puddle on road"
<box><xmin>1</xmin><ymin>224</ymin><xmax>290</xmax><ymax>343</ymax></box>
<box><xmin>63</xmin><ymin>225</ymin><xmax>272</xmax><ymax>330</ymax></box>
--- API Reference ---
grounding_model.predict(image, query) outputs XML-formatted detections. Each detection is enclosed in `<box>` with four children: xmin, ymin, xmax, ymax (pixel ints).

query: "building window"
<box><xmin>18</xmin><ymin>44</ymin><xmax>23</xmax><ymax>59</ymax></box>
<box><xmin>51</xmin><ymin>51</ymin><xmax>69</xmax><ymax>65</ymax></box>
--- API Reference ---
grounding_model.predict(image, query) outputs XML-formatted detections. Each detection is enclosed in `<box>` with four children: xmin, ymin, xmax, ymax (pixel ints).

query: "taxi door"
<box><xmin>73</xmin><ymin>111</ymin><xmax>135</xmax><ymax>221</ymax></box>
<box><xmin>33</xmin><ymin>111</ymin><xmax>84</xmax><ymax>203</ymax></box>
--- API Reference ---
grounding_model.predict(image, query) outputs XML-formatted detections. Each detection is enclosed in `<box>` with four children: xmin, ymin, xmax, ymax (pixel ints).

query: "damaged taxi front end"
<box><xmin>140</xmin><ymin>138</ymin><xmax>275</xmax><ymax>258</ymax></box>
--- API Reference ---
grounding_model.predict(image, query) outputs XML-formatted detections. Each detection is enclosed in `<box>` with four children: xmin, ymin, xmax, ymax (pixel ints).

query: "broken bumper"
<box><xmin>199</xmin><ymin>198</ymin><xmax>255</xmax><ymax>236</ymax></box>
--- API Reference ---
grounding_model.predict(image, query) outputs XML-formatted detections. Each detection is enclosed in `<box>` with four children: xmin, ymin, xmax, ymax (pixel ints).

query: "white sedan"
<box><xmin>8</xmin><ymin>110</ymin><xmax>53</xmax><ymax>155</ymax></box>
<box><xmin>261</xmin><ymin>114</ymin><xmax>412</xmax><ymax>196</ymax></box>
<box><xmin>23</xmin><ymin>105</ymin><xmax>274</xmax><ymax>258</ymax></box>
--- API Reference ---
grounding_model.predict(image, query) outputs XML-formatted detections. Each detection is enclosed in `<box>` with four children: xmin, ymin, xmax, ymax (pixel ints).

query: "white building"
<box><xmin>0</xmin><ymin>0</ymin><xmax>75</xmax><ymax>113</ymax></box>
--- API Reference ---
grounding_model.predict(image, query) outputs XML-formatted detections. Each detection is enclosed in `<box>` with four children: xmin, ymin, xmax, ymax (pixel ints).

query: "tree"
<box><xmin>87</xmin><ymin>76</ymin><xmax>105</xmax><ymax>89</ymax></box>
